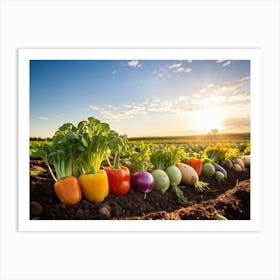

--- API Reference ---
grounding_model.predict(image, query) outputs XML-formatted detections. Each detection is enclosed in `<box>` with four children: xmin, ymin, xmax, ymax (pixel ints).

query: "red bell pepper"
<box><xmin>187</xmin><ymin>158</ymin><xmax>203</xmax><ymax>177</ymax></box>
<box><xmin>104</xmin><ymin>166</ymin><xmax>131</xmax><ymax>195</ymax></box>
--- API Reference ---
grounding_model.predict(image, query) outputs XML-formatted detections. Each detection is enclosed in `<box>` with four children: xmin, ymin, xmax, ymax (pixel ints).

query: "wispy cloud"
<box><xmin>128</xmin><ymin>60</ymin><xmax>141</xmax><ymax>68</ymax></box>
<box><xmin>222</xmin><ymin>61</ymin><xmax>231</xmax><ymax>67</ymax></box>
<box><xmin>37</xmin><ymin>116</ymin><xmax>48</xmax><ymax>121</ymax></box>
<box><xmin>112</xmin><ymin>70</ymin><xmax>118</xmax><ymax>75</ymax></box>
<box><xmin>152</xmin><ymin>70</ymin><xmax>164</xmax><ymax>80</ymax></box>
<box><xmin>168</xmin><ymin>63</ymin><xmax>182</xmax><ymax>70</ymax></box>
<box><xmin>168</xmin><ymin>62</ymin><xmax>192</xmax><ymax>73</ymax></box>
<box><xmin>222</xmin><ymin>117</ymin><xmax>250</xmax><ymax>129</ymax></box>
<box><xmin>218</xmin><ymin>76</ymin><xmax>250</xmax><ymax>93</ymax></box>
<box><xmin>88</xmin><ymin>75</ymin><xmax>250</xmax><ymax>125</ymax></box>
<box><xmin>176</xmin><ymin>67</ymin><xmax>185</xmax><ymax>72</ymax></box>
<box><xmin>89</xmin><ymin>105</ymin><xmax>101</xmax><ymax>111</ymax></box>
<box><xmin>56</xmin><ymin>114</ymin><xmax>63</xmax><ymax>119</ymax></box>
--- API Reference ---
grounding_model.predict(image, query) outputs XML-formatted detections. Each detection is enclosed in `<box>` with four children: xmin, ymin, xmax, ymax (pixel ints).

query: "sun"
<box><xmin>192</xmin><ymin>108</ymin><xmax>224</xmax><ymax>133</ymax></box>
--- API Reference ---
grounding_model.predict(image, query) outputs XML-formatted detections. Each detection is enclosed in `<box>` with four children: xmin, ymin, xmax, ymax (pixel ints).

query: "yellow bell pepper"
<box><xmin>78</xmin><ymin>170</ymin><xmax>109</xmax><ymax>203</ymax></box>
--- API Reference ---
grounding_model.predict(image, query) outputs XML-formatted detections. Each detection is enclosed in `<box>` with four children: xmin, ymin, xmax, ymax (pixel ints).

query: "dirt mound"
<box><xmin>30</xmin><ymin>159</ymin><xmax>250</xmax><ymax>220</ymax></box>
<box><xmin>130</xmin><ymin>179</ymin><xmax>250</xmax><ymax>220</ymax></box>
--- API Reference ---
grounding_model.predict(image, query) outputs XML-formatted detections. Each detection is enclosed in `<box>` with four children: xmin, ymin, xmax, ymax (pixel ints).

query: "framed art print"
<box><xmin>18</xmin><ymin>48</ymin><xmax>262</xmax><ymax>231</ymax></box>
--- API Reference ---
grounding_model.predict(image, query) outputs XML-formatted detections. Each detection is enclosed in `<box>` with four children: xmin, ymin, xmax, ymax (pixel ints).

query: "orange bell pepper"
<box><xmin>54</xmin><ymin>176</ymin><xmax>82</xmax><ymax>205</ymax></box>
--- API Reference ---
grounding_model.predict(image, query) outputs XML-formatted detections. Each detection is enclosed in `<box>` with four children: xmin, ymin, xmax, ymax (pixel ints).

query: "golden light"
<box><xmin>192</xmin><ymin>108</ymin><xmax>224</xmax><ymax>133</ymax></box>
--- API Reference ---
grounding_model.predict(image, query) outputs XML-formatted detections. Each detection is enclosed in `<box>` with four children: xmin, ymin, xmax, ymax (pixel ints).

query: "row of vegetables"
<box><xmin>32</xmin><ymin>117</ymin><xmax>250</xmax><ymax>206</ymax></box>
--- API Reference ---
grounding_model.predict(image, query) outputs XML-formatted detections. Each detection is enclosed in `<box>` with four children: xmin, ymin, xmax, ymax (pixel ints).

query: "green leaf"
<box><xmin>172</xmin><ymin>186</ymin><xmax>188</xmax><ymax>204</ymax></box>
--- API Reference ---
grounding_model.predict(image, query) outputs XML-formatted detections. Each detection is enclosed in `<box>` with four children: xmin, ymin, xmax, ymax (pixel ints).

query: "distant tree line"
<box><xmin>30</xmin><ymin>137</ymin><xmax>52</xmax><ymax>141</ymax></box>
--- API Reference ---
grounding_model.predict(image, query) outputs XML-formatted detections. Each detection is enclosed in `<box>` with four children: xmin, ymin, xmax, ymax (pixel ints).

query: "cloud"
<box><xmin>199</xmin><ymin>88</ymin><xmax>207</xmax><ymax>94</ymax></box>
<box><xmin>37</xmin><ymin>116</ymin><xmax>48</xmax><ymax>121</ymax></box>
<box><xmin>218</xmin><ymin>76</ymin><xmax>250</xmax><ymax>94</ymax></box>
<box><xmin>112</xmin><ymin>70</ymin><xmax>118</xmax><ymax>75</ymax></box>
<box><xmin>101</xmin><ymin>105</ymin><xmax>146</xmax><ymax>122</ymax></box>
<box><xmin>168</xmin><ymin>62</ymin><xmax>192</xmax><ymax>73</ymax></box>
<box><xmin>198</xmin><ymin>83</ymin><xmax>215</xmax><ymax>94</ymax></box>
<box><xmin>176</xmin><ymin>67</ymin><xmax>185</xmax><ymax>72</ymax></box>
<box><xmin>220</xmin><ymin>92</ymin><xmax>250</xmax><ymax>107</ymax></box>
<box><xmin>89</xmin><ymin>105</ymin><xmax>100</xmax><ymax>111</ymax></box>
<box><xmin>216</xmin><ymin>60</ymin><xmax>224</xmax><ymax>63</ymax></box>
<box><xmin>168</xmin><ymin>63</ymin><xmax>182</xmax><ymax>70</ymax></box>
<box><xmin>89</xmin><ymin>103</ymin><xmax>146</xmax><ymax>122</ymax></box>
<box><xmin>222</xmin><ymin>117</ymin><xmax>250</xmax><ymax>129</ymax></box>
<box><xmin>228</xmin><ymin>76</ymin><xmax>250</xmax><ymax>87</ymax></box>
<box><xmin>152</xmin><ymin>70</ymin><xmax>164</xmax><ymax>80</ymax></box>
<box><xmin>56</xmin><ymin>114</ymin><xmax>63</xmax><ymax>119</ymax></box>
<box><xmin>89</xmin><ymin>74</ymin><xmax>250</xmax><ymax>124</ymax></box>
<box><xmin>222</xmin><ymin>61</ymin><xmax>231</xmax><ymax>67</ymax></box>
<box><xmin>128</xmin><ymin>60</ymin><xmax>141</xmax><ymax>67</ymax></box>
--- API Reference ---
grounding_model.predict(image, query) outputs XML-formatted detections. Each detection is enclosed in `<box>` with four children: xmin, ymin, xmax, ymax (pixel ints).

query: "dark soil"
<box><xmin>30</xmin><ymin>159</ymin><xmax>250</xmax><ymax>220</ymax></box>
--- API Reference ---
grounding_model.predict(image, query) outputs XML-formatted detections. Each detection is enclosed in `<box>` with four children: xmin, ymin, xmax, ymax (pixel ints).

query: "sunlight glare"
<box><xmin>193</xmin><ymin>108</ymin><xmax>224</xmax><ymax>133</ymax></box>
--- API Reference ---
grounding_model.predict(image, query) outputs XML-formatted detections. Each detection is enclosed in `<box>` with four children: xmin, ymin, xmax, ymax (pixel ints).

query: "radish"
<box><xmin>177</xmin><ymin>162</ymin><xmax>209</xmax><ymax>192</ymax></box>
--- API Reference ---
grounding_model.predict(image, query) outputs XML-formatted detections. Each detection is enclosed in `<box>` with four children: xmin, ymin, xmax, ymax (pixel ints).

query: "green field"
<box><xmin>128</xmin><ymin>132</ymin><xmax>250</xmax><ymax>144</ymax></box>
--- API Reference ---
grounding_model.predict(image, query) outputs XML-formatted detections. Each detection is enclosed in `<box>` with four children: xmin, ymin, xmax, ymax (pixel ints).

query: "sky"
<box><xmin>30</xmin><ymin>59</ymin><xmax>250</xmax><ymax>138</ymax></box>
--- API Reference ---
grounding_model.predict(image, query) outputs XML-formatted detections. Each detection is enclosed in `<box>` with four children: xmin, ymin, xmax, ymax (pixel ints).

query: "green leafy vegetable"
<box><xmin>127</xmin><ymin>142</ymin><xmax>151</xmax><ymax>172</ymax></box>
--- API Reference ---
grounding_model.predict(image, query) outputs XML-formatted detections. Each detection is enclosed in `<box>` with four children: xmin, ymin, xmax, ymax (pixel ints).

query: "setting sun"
<box><xmin>192</xmin><ymin>108</ymin><xmax>224</xmax><ymax>133</ymax></box>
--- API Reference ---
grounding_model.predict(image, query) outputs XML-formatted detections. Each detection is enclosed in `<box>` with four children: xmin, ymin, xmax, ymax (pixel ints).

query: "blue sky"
<box><xmin>30</xmin><ymin>59</ymin><xmax>250</xmax><ymax>137</ymax></box>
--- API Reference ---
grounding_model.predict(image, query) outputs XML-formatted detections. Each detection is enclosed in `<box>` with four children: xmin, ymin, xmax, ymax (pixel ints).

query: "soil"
<box><xmin>30</xmin><ymin>159</ymin><xmax>250</xmax><ymax>220</ymax></box>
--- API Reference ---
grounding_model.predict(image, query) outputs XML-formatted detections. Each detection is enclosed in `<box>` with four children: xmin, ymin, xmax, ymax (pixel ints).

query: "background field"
<box><xmin>128</xmin><ymin>132</ymin><xmax>250</xmax><ymax>144</ymax></box>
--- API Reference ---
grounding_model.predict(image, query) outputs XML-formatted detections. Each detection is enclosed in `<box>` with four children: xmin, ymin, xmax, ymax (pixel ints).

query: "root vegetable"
<box><xmin>233</xmin><ymin>163</ymin><xmax>242</xmax><ymax>172</ymax></box>
<box><xmin>177</xmin><ymin>163</ymin><xmax>209</xmax><ymax>192</ymax></box>
<box><xmin>165</xmin><ymin>165</ymin><xmax>182</xmax><ymax>187</ymax></box>
<box><xmin>214</xmin><ymin>171</ymin><xmax>225</xmax><ymax>184</ymax></box>
<box><xmin>235</xmin><ymin>158</ymin><xmax>245</xmax><ymax>169</ymax></box>
<box><xmin>241</xmin><ymin>155</ymin><xmax>250</xmax><ymax>166</ymax></box>
<box><xmin>202</xmin><ymin>163</ymin><xmax>215</xmax><ymax>177</ymax></box>
<box><xmin>131</xmin><ymin>171</ymin><xmax>154</xmax><ymax>198</ymax></box>
<box><xmin>224</xmin><ymin>159</ymin><xmax>233</xmax><ymax>169</ymax></box>
<box><xmin>213</xmin><ymin>163</ymin><xmax>227</xmax><ymax>179</ymax></box>
<box><xmin>151</xmin><ymin>169</ymin><xmax>170</xmax><ymax>193</ymax></box>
